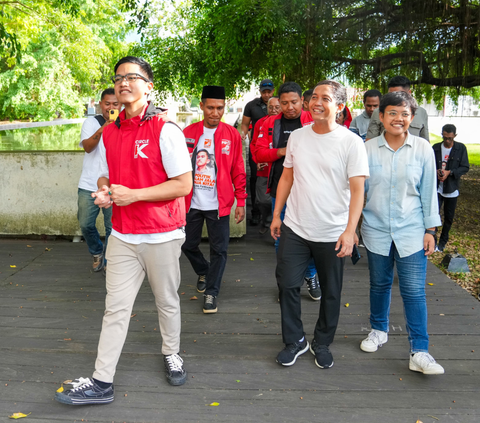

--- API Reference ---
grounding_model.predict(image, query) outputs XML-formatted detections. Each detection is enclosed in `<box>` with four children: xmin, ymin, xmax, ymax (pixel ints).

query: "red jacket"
<box><xmin>183</xmin><ymin>121</ymin><xmax>247</xmax><ymax>217</ymax></box>
<box><xmin>256</xmin><ymin>111</ymin><xmax>313</xmax><ymax>191</ymax></box>
<box><xmin>250</xmin><ymin>114</ymin><xmax>270</xmax><ymax>177</ymax></box>
<box><xmin>103</xmin><ymin>102</ymin><xmax>186</xmax><ymax>234</ymax></box>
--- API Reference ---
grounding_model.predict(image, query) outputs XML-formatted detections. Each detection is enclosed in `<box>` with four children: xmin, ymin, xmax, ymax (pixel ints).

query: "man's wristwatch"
<box><xmin>425</xmin><ymin>229</ymin><xmax>436</xmax><ymax>236</ymax></box>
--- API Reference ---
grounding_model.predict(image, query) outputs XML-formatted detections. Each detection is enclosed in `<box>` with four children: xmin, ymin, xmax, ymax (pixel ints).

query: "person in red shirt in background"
<box><xmin>182</xmin><ymin>85</ymin><xmax>247</xmax><ymax>314</ymax></box>
<box><xmin>250</xmin><ymin>96</ymin><xmax>281</xmax><ymax>234</ymax></box>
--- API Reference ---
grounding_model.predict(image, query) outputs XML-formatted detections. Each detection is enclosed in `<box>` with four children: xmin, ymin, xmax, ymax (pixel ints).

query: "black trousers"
<box><xmin>276</xmin><ymin>224</ymin><xmax>345</xmax><ymax>346</ymax></box>
<box><xmin>437</xmin><ymin>194</ymin><xmax>458</xmax><ymax>245</ymax></box>
<box><xmin>181</xmin><ymin>209</ymin><xmax>230</xmax><ymax>297</ymax></box>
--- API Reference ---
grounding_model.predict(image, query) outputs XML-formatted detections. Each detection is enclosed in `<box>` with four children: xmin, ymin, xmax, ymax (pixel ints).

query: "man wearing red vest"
<box><xmin>182</xmin><ymin>85</ymin><xmax>247</xmax><ymax>314</ymax></box>
<box><xmin>55</xmin><ymin>56</ymin><xmax>193</xmax><ymax>406</ymax></box>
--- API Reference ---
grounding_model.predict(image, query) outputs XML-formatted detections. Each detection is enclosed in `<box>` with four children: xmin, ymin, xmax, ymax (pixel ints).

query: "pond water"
<box><xmin>0</xmin><ymin>114</ymin><xmax>204</xmax><ymax>151</ymax></box>
<box><xmin>0</xmin><ymin>124</ymin><xmax>83</xmax><ymax>151</ymax></box>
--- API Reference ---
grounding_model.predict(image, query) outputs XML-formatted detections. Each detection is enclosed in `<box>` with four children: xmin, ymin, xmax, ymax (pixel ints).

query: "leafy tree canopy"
<box><xmin>0</xmin><ymin>0</ymin><xmax>130</xmax><ymax>120</ymax></box>
<box><xmin>133</xmin><ymin>0</ymin><xmax>480</xmax><ymax>106</ymax></box>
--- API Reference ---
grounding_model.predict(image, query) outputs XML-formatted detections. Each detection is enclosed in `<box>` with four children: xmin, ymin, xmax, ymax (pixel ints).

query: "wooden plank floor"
<box><xmin>0</xmin><ymin>233</ymin><xmax>479</xmax><ymax>423</ymax></box>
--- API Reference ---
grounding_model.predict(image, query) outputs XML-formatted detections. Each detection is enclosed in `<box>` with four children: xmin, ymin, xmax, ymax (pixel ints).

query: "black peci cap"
<box><xmin>201</xmin><ymin>85</ymin><xmax>226</xmax><ymax>100</ymax></box>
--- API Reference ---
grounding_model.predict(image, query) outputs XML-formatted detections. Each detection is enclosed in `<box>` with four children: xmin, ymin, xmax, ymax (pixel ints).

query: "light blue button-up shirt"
<box><xmin>362</xmin><ymin>133</ymin><xmax>441</xmax><ymax>258</ymax></box>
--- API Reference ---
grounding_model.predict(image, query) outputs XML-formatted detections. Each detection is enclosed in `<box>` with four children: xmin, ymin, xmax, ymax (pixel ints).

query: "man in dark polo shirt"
<box><xmin>241</xmin><ymin>79</ymin><xmax>275</xmax><ymax>225</ymax></box>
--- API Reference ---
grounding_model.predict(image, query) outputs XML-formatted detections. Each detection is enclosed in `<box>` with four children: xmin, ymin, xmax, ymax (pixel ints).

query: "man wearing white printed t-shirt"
<box><xmin>77</xmin><ymin>88</ymin><xmax>120</xmax><ymax>273</ymax></box>
<box><xmin>271</xmin><ymin>80</ymin><xmax>369</xmax><ymax>370</ymax></box>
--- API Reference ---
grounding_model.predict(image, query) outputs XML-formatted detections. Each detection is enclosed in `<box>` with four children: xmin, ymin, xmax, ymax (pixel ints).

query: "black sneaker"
<box><xmin>276</xmin><ymin>338</ymin><xmax>309</xmax><ymax>366</ymax></box>
<box><xmin>437</xmin><ymin>242</ymin><xmax>446</xmax><ymax>252</ymax></box>
<box><xmin>164</xmin><ymin>353</ymin><xmax>187</xmax><ymax>386</ymax></box>
<box><xmin>305</xmin><ymin>274</ymin><xmax>321</xmax><ymax>301</ymax></box>
<box><xmin>54</xmin><ymin>377</ymin><xmax>114</xmax><ymax>405</ymax></box>
<box><xmin>310</xmin><ymin>339</ymin><xmax>334</xmax><ymax>369</ymax></box>
<box><xmin>92</xmin><ymin>254</ymin><xmax>105</xmax><ymax>272</ymax></box>
<box><xmin>203</xmin><ymin>294</ymin><xmax>217</xmax><ymax>314</ymax></box>
<box><xmin>197</xmin><ymin>275</ymin><xmax>207</xmax><ymax>293</ymax></box>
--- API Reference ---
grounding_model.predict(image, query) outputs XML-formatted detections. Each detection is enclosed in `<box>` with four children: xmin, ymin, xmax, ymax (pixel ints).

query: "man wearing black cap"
<box><xmin>183</xmin><ymin>85</ymin><xmax>247</xmax><ymax>314</ymax></box>
<box><xmin>241</xmin><ymin>79</ymin><xmax>275</xmax><ymax>225</ymax></box>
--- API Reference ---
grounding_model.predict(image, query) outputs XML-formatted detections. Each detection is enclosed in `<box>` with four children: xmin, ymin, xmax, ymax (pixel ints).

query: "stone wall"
<box><xmin>0</xmin><ymin>152</ymin><xmax>246</xmax><ymax>237</ymax></box>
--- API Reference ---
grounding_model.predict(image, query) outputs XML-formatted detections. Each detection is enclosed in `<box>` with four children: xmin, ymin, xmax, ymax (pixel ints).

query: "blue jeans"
<box><xmin>77</xmin><ymin>188</ymin><xmax>112</xmax><ymax>256</ymax></box>
<box><xmin>271</xmin><ymin>197</ymin><xmax>316</xmax><ymax>279</ymax></box>
<box><xmin>366</xmin><ymin>243</ymin><xmax>429</xmax><ymax>353</ymax></box>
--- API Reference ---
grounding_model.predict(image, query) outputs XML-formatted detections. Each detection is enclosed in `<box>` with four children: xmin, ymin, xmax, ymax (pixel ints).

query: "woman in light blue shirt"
<box><xmin>360</xmin><ymin>91</ymin><xmax>444</xmax><ymax>375</ymax></box>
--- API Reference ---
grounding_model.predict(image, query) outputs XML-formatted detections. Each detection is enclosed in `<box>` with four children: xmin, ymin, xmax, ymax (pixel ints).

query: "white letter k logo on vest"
<box><xmin>134</xmin><ymin>140</ymin><xmax>149</xmax><ymax>159</ymax></box>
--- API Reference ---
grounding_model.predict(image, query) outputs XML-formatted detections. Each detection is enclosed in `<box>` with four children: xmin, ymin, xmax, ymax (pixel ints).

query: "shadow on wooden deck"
<box><xmin>0</xmin><ymin>232</ymin><xmax>478</xmax><ymax>423</ymax></box>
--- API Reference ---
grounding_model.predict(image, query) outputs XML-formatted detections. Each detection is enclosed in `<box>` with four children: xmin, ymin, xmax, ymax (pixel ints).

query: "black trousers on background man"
<box><xmin>276</xmin><ymin>224</ymin><xmax>345</xmax><ymax>346</ymax></box>
<box><xmin>181</xmin><ymin>208</ymin><xmax>230</xmax><ymax>297</ymax></box>
<box><xmin>437</xmin><ymin>194</ymin><xmax>458</xmax><ymax>245</ymax></box>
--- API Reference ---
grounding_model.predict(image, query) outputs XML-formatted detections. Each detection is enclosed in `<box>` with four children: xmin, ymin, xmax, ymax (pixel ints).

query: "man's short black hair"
<box><xmin>442</xmin><ymin>124</ymin><xmax>457</xmax><ymax>134</ymax></box>
<box><xmin>387</xmin><ymin>76</ymin><xmax>411</xmax><ymax>90</ymax></box>
<box><xmin>363</xmin><ymin>89</ymin><xmax>382</xmax><ymax>103</ymax></box>
<box><xmin>101</xmin><ymin>88</ymin><xmax>115</xmax><ymax>100</ymax></box>
<box><xmin>314</xmin><ymin>80</ymin><xmax>347</xmax><ymax>106</ymax></box>
<box><xmin>278</xmin><ymin>82</ymin><xmax>302</xmax><ymax>99</ymax></box>
<box><xmin>379</xmin><ymin>91</ymin><xmax>418</xmax><ymax>115</ymax></box>
<box><xmin>114</xmin><ymin>56</ymin><xmax>153</xmax><ymax>83</ymax></box>
<box><xmin>303</xmin><ymin>89</ymin><xmax>314</xmax><ymax>102</ymax></box>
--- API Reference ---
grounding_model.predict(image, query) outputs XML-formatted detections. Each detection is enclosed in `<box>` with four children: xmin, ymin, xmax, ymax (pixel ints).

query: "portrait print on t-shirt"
<box><xmin>194</xmin><ymin>149</ymin><xmax>216</xmax><ymax>192</ymax></box>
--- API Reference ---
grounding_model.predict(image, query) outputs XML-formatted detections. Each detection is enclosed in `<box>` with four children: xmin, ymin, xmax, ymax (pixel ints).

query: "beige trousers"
<box><xmin>93</xmin><ymin>235</ymin><xmax>184</xmax><ymax>383</ymax></box>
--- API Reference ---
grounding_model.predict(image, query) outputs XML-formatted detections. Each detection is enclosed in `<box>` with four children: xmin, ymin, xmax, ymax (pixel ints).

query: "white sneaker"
<box><xmin>360</xmin><ymin>329</ymin><xmax>388</xmax><ymax>352</ymax></box>
<box><xmin>409</xmin><ymin>352</ymin><xmax>445</xmax><ymax>375</ymax></box>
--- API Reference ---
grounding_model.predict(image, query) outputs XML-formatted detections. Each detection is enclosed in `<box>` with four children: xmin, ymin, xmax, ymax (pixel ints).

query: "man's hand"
<box><xmin>109</xmin><ymin>184</ymin><xmax>137</xmax><ymax>207</ymax></box>
<box><xmin>424</xmin><ymin>233</ymin><xmax>435</xmax><ymax>256</ymax></box>
<box><xmin>335</xmin><ymin>231</ymin><xmax>355</xmax><ymax>257</ymax></box>
<box><xmin>438</xmin><ymin>169</ymin><xmax>450</xmax><ymax>182</ymax></box>
<box><xmin>92</xmin><ymin>185</ymin><xmax>112</xmax><ymax>208</ymax></box>
<box><xmin>257</xmin><ymin>162</ymin><xmax>268</xmax><ymax>171</ymax></box>
<box><xmin>156</xmin><ymin>111</ymin><xmax>171</xmax><ymax>122</ymax></box>
<box><xmin>235</xmin><ymin>206</ymin><xmax>245</xmax><ymax>224</ymax></box>
<box><xmin>276</xmin><ymin>147</ymin><xmax>287</xmax><ymax>158</ymax></box>
<box><xmin>270</xmin><ymin>216</ymin><xmax>282</xmax><ymax>240</ymax></box>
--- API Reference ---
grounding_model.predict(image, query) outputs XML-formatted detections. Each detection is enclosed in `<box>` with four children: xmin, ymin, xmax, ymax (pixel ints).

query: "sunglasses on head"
<box><xmin>261</xmin><ymin>82</ymin><xmax>274</xmax><ymax>88</ymax></box>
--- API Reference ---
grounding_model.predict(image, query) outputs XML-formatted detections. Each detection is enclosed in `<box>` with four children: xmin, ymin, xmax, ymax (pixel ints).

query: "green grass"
<box><xmin>430</xmin><ymin>133</ymin><xmax>480</xmax><ymax>166</ymax></box>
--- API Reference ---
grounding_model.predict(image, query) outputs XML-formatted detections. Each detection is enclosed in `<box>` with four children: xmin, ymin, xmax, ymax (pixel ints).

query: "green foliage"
<box><xmin>0</xmin><ymin>0</ymin><xmax>130</xmax><ymax>121</ymax></box>
<box><xmin>134</xmin><ymin>0</ymin><xmax>480</xmax><ymax>104</ymax></box>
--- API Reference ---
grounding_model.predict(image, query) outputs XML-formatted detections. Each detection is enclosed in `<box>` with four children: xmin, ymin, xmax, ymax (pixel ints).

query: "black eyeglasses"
<box><xmin>260</xmin><ymin>82</ymin><xmax>274</xmax><ymax>88</ymax></box>
<box><xmin>111</xmin><ymin>73</ymin><xmax>150</xmax><ymax>85</ymax></box>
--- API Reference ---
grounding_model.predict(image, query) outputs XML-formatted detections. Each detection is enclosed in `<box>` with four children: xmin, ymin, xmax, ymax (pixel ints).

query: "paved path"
<box><xmin>0</xmin><ymin>234</ymin><xmax>478</xmax><ymax>423</ymax></box>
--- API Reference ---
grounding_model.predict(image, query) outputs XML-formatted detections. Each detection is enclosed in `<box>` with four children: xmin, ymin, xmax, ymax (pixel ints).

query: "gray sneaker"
<box><xmin>92</xmin><ymin>254</ymin><xmax>104</xmax><ymax>272</ymax></box>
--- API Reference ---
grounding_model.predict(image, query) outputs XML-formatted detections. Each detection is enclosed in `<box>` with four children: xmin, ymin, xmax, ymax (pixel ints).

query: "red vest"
<box><xmin>103</xmin><ymin>105</ymin><xmax>186</xmax><ymax>234</ymax></box>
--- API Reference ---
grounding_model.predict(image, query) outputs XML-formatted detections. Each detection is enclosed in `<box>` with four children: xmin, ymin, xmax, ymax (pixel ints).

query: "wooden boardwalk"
<box><xmin>0</xmin><ymin>233</ymin><xmax>479</xmax><ymax>423</ymax></box>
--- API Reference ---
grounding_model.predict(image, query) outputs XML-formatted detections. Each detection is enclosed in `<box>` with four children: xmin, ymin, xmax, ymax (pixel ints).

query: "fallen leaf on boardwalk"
<box><xmin>26</xmin><ymin>245</ymin><xmax>31</xmax><ymax>248</ymax></box>
<box><xmin>45</xmin><ymin>248</ymin><xmax>51</xmax><ymax>251</ymax></box>
<box><xmin>416</xmin><ymin>420</ymin><xmax>423</xmax><ymax>423</ymax></box>
<box><xmin>130</xmin><ymin>314</ymin><xmax>136</xmax><ymax>318</ymax></box>
<box><xmin>9</xmin><ymin>412</ymin><xmax>31</xmax><ymax>419</ymax></box>
<box><xmin>181</xmin><ymin>292</ymin><xmax>185</xmax><ymax>295</ymax></box>
<box><xmin>56</xmin><ymin>387</ymin><xmax>64</xmax><ymax>393</ymax></box>
<box><xmin>344</xmin><ymin>303</ymin><xmax>350</xmax><ymax>307</ymax></box>
<box><xmin>427</xmin><ymin>416</ymin><xmax>439</xmax><ymax>421</ymax></box>
<box><xmin>250</xmin><ymin>258</ymin><xmax>254</xmax><ymax>261</ymax></box>
<box><xmin>427</xmin><ymin>283</ymin><xmax>435</xmax><ymax>286</ymax></box>
<box><xmin>209</xmin><ymin>402</ymin><xmax>219</xmax><ymax>406</ymax></box>
<box><xmin>10</xmin><ymin>265</ymin><xmax>16</xmax><ymax>268</ymax></box>
<box><xmin>190</xmin><ymin>296</ymin><xmax>198</xmax><ymax>300</ymax></box>
<box><xmin>64</xmin><ymin>338</ymin><xmax>71</xmax><ymax>341</ymax></box>
<box><xmin>236</xmin><ymin>380</ymin><xmax>241</xmax><ymax>383</ymax></box>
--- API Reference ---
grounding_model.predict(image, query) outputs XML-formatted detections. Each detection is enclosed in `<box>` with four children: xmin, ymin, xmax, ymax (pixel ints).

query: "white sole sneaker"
<box><xmin>360</xmin><ymin>330</ymin><xmax>388</xmax><ymax>353</ymax></box>
<box><xmin>409</xmin><ymin>352</ymin><xmax>445</xmax><ymax>375</ymax></box>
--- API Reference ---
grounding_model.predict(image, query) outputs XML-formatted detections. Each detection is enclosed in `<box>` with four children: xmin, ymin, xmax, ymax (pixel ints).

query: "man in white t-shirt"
<box><xmin>271</xmin><ymin>80</ymin><xmax>369</xmax><ymax>370</ymax></box>
<box><xmin>78</xmin><ymin>88</ymin><xmax>120</xmax><ymax>272</ymax></box>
